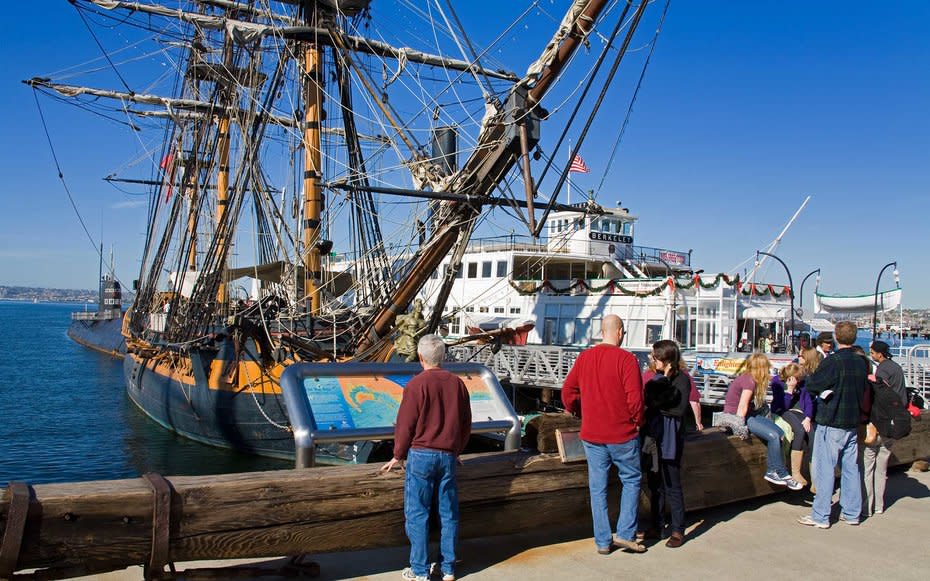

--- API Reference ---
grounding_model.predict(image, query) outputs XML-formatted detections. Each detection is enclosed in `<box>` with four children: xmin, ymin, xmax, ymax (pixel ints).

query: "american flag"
<box><xmin>569</xmin><ymin>153</ymin><xmax>590</xmax><ymax>173</ymax></box>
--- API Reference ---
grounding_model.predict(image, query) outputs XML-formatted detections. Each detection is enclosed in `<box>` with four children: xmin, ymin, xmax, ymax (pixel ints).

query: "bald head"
<box><xmin>602</xmin><ymin>314</ymin><xmax>624</xmax><ymax>346</ymax></box>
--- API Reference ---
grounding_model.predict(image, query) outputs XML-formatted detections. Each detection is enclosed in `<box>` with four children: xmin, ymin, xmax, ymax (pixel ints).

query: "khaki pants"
<box><xmin>862</xmin><ymin>435</ymin><xmax>895</xmax><ymax>515</ymax></box>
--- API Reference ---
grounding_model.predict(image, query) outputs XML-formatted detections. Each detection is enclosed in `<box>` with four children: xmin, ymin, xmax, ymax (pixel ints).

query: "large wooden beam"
<box><xmin>2</xmin><ymin>411</ymin><xmax>928</xmax><ymax>579</ymax></box>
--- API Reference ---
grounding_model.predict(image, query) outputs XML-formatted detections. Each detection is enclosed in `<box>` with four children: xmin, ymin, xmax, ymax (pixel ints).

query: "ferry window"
<box><xmin>493</xmin><ymin>306</ymin><xmax>505</xmax><ymax>314</ymax></box>
<box><xmin>575</xmin><ymin>218</ymin><xmax>583</xmax><ymax>231</ymax></box>
<box><xmin>450</xmin><ymin>316</ymin><xmax>461</xmax><ymax>335</ymax></box>
<box><xmin>467</xmin><ymin>262</ymin><xmax>477</xmax><ymax>278</ymax></box>
<box><xmin>646</xmin><ymin>324</ymin><xmax>663</xmax><ymax>345</ymax></box>
<box><xmin>482</xmin><ymin>261</ymin><xmax>492</xmax><ymax>278</ymax></box>
<box><xmin>479</xmin><ymin>306</ymin><xmax>489</xmax><ymax>313</ymax></box>
<box><xmin>509</xmin><ymin>306</ymin><xmax>521</xmax><ymax>314</ymax></box>
<box><xmin>591</xmin><ymin>218</ymin><xmax>599</xmax><ymax>231</ymax></box>
<box><xmin>613</xmin><ymin>221</ymin><xmax>622</xmax><ymax>234</ymax></box>
<box><xmin>623</xmin><ymin>222</ymin><xmax>632</xmax><ymax>235</ymax></box>
<box><xmin>574</xmin><ymin>318</ymin><xmax>591</xmax><ymax>344</ymax></box>
<box><xmin>558</xmin><ymin>319</ymin><xmax>574</xmax><ymax>344</ymax></box>
<box><xmin>543</xmin><ymin>318</ymin><xmax>556</xmax><ymax>345</ymax></box>
<box><xmin>465</xmin><ymin>306</ymin><xmax>474</xmax><ymax>312</ymax></box>
<box><xmin>454</xmin><ymin>264</ymin><xmax>462</xmax><ymax>278</ymax></box>
<box><xmin>496</xmin><ymin>260</ymin><xmax>507</xmax><ymax>277</ymax></box>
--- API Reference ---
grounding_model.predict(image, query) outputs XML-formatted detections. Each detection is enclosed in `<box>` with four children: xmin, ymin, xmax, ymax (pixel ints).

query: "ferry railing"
<box><xmin>902</xmin><ymin>344</ymin><xmax>930</xmax><ymax>404</ymax></box>
<box><xmin>448</xmin><ymin>344</ymin><xmax>583</xmax><ymax>390</ymax></box>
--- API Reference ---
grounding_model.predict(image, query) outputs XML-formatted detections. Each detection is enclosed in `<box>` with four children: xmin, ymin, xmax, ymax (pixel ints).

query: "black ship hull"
<box><xmin>122</xmin><ymin>347</ymin><xmax>371</xmax><ymax>463</ymax></box>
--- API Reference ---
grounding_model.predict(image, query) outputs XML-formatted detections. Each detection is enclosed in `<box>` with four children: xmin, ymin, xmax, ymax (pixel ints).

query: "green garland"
<box><xmin>509</xmin><ymin>273</ymin><xmax>793</xmax><ymax>299</ymax></box>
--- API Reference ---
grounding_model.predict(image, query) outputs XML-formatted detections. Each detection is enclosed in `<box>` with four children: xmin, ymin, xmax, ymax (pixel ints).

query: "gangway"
<box><xmin>448</xmin><ymin>344</ymin><xmax>584</xmax><ymax>390</ymax></box>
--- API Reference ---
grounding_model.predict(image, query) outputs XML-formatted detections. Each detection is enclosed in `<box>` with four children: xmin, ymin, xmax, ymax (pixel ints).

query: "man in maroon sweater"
<box><xmin>381</xmin><ymin>334</ymin><xmax>472</xmax><ymax>581</ymax></box>
<box><xmin>563</xmin><ymin>314</ymin><xmax>645</xmax><ymax>554</ymax></box>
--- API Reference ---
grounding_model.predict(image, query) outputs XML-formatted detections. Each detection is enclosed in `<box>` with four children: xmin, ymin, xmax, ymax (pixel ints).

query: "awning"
<box><xmin>741</xmin><ymin>306</ymin><xmax>789</xmax><ymax>322</ymax></box>
<box><xmin>466</xmin><ymin>317</ymin><xmax>535</xmax><ymax>332</ymax></box>
<box><xmin>807</xmin><ymin>318</ymin><xmax>836</xmax><ymax>333</ymax></box>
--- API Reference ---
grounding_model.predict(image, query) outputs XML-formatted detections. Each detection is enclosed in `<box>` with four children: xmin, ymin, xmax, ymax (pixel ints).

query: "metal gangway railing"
<box><xmin>900</xmin><ymin>344</ymin><xmax>930</xmax><ymax>402</ymax></box>
<box><xmin>448</xmin><ymin>344</ymin><xmax>584</xmax><ymax>390</ymax></box>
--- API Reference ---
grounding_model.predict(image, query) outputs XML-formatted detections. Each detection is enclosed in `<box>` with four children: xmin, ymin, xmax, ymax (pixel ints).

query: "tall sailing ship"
<box><xmin>32</xmin><ymin>0</ymin><xmax>780</xmax><ymax>461</ymax></box>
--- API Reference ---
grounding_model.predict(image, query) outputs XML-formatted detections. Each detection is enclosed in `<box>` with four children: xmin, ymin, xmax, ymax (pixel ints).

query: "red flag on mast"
<box><xmin>160</xmin><ymin>152</ymin><xmax>176</xmax><ymax>203</ymax></box>
<box><xmin>569</xmin><ymin>153</ymin><xmax>590</xmax><ymax>173</ymax></box>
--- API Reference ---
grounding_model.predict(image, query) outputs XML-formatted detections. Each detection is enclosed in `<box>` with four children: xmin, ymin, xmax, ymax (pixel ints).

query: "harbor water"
<box><xmin>0</xmin><ymin>301</ymin><xmax>290</xmax><ymax>487</ymax></box>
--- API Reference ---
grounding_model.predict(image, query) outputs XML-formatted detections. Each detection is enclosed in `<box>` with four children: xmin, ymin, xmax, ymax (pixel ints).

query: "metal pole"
<box><xmin>656</xmin><ymin>256</ymin><xmax>675</xmax><ymax>341</ymax></box>
<box><xmin>872</xmin><ymin>261</ymin><xmax>897</xmax><ymax>339</ymax></box>
<box><xmin>757</xmin><ymin>251</ymin><xmax>795</xmax><ymax>354</ymax></box>
<box><xmin>798</xmin><ymin>268</ymin><xmax>821</xmax><ymax>338</ymax></box>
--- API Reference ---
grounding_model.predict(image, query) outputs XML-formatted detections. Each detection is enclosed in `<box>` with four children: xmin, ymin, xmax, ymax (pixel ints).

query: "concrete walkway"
<box><xmin>74</xmin><ymin>467</ymin><xmax>930</xmax><ymax>581</ymax></box>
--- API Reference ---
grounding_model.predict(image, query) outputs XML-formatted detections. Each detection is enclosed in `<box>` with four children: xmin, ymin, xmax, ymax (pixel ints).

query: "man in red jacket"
<box><xmin>382</xmin><ymin>334</ymin><xmax>472</xmax><ymax>581</ymax></box>
<box><xmin>563</xmin><ymin>314</ymin><xmax>645</xmax><ymax>554</ymax></box>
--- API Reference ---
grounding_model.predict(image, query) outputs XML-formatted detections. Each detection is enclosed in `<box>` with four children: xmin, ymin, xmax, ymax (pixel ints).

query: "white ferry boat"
<box><xmin>418</xmin><ymin>201</ymin><xmax>794</xmax><ymax>353</ymax></box>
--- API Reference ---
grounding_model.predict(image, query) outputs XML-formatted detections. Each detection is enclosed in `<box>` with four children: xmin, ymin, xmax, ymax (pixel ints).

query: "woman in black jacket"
<box><xmin>641</xmin><ymin>340</ymin><xmax>691</xmax><ymax>548</ymax></box>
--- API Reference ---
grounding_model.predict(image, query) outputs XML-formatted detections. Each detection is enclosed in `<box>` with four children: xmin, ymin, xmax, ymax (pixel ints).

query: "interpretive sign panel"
<box><xmin>280</xmin><ymin>362</ymin><xmax>521</xmax><ymax>466</ymax></box>
<box><xmin>300</xmin><ymin>368</ymin><xmax>503</xmax><ymax>431</ymax></box>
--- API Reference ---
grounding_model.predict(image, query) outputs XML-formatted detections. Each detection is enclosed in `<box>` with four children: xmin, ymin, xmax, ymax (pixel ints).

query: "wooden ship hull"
<box><xmin>3</xmin><ymin>412</ymin><xmax>928</xmax><ymax>580</ymax></box>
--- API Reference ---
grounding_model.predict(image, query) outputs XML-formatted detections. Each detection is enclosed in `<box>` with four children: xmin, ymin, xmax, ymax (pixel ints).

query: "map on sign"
<box><xmin>302</xmin><ymin>372</ymin><xmax>495</xmax><ymax>431</ymax></box>
<box><xmin>693</xmin><ymin>353</ymin><xmax>796</xmax><ymax>377</ymax></box>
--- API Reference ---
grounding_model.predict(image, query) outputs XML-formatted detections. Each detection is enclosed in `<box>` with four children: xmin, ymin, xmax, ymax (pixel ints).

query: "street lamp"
<box><xmin>798</xmin><ymin>268</ymin><xmax>821</xmax><ymax>319</ymax></box>
<box><xmin>756</xmin><ymin>250</ymin><xmax>796</xmax><ymax>353</ymax></box>
<box><xmin>655</xmin><ymin>255</ymin><xmax>675</xmax><ymax>342</ymax></box>
<box><xmin>872</xmin><ymin>261</ymin><xmax>898</xmax><ymax>339</ymax></box>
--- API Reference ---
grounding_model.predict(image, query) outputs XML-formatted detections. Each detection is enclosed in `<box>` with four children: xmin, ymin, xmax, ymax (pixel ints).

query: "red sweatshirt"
<box><xmin>562</xmin><ymin>343</ymin><xmax>643</xmax><ymax>444</ymax></box>
<box><xmin>393</xmin><ymin>367</ymin><xmax>472</xmax><ymax>460</ymax></box>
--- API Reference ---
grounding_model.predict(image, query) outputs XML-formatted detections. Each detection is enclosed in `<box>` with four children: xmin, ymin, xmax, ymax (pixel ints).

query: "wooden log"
<box><xmin>523</xmin><ymin>413</ymin><xmax>581</xmax><ymax>453</ymax></box>
<box><xmin>2</xmin><ymin>410</ymin><xmax>928</xmax><ymax>579</ymax></box>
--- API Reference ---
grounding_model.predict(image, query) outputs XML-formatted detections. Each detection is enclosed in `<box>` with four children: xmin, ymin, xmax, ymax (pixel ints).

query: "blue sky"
<box><xmin>1</xmin><ymin>1</ymin><xmax>928</xmax><ymax>307</ymax></box>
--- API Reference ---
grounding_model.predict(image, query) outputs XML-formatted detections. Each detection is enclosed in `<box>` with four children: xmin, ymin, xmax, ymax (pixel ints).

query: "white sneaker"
<box><xmin>839</xmin><ymin>514</ymin><xmax>860</xmax><ymax>526</ymax></box>
<box><xmin>797</xmin><ymin>515</ymin><xmax>830</xmax><ymax>529</ymax></box>
<box><xmin>401</xmin><ymin>567</ymin><xmax>429</xmax><ymax>581</ymax></box>
<box><xmin>429</xmin><ymin>562</ymin><xmax>454</xmax><ymax>580</ymax></box>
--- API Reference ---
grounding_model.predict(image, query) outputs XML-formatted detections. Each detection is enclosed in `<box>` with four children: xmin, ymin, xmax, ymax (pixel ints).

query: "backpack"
<box><xmin>871</xmin><ymin>385</ymin><xmax>912</xmax><ymax>440</ymax></box>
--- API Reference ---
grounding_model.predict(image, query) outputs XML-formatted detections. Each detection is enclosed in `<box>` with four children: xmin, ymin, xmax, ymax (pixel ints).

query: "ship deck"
<box><xmin>64</xmin><ymin>466</ymin><xmax>930</xmax><ymax>581</ymax></box>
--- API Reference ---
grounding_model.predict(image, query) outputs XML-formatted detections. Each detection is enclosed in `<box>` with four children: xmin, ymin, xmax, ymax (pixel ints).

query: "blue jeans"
<box><xmin>404</xmin><ymin>448</ymin><xmax>458</xmax><ymax>578</ymax></box>
<box><xmin>582</xmin><ymin>438</ymin><xmax>641</xmax><ymax>548</ymax></box>
<box><xmin>810</xmin><ymin>425</ymin><xmax>861</xmax><ymax>524</ymax></box>
<box><xmin>747</xmin><ymin>415</ymin><xmax>788</xmax><ymax>477</ymax></box>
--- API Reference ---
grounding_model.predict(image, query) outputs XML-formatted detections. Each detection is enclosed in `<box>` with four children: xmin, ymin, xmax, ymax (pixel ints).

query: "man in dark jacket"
<box><xmin>798</xmin><ymin>321</ymin><xmax>868</xmax><ymax>528</ymax></box>
<box><xmin>382</xmin><ymin>334</ymin><xmax>472</xmax><ymax>581</ymax></box>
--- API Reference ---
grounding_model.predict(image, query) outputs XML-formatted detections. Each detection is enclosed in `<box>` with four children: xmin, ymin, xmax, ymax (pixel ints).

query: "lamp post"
<box><xmin>655</xmin><ymin>255</ymin><xmax>675</xmax><ymax>342</ymax></box>
<box><xmin>756</xmin><ymin>250</ymin><xmax>795</xmax><ymax>353</ymax></box>
<box><xmin>798</xmin><ymin>267</ymin><xmax>821</xmax><ymax>319</ymax></box>
<box><xmin>872</xmin><ymin>261</ymin><xmax>898</xmax><ymax>339</ymax></box>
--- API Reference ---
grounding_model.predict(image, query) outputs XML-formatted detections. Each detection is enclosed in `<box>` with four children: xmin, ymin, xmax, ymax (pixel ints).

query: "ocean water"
<box><xmin>0</xmin><ymin>301</ymin><xmax>290</xmax><ymax>487</ymax></box>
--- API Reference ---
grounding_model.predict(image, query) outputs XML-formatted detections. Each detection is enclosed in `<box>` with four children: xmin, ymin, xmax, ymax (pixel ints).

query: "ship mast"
<box><xmin>301</xmin><ymin>9</ymin><xmax>325</xmax><ymax>315</ymax></box>
<box><xmin>215</xmin><ymin>38</ymin><xmax>233</xmax><ymax>304</ymax></box>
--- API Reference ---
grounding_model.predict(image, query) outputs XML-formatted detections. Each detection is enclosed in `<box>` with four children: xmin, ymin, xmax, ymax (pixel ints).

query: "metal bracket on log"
<box><xmin>142</xmin><ymin>473</ymin><xmax>175</xmax><ymax>580</ymax></box>
<box><xmin>0</xmin><ymin>482</ymin><xmax>32</xmax><ymax>581</ymax></box>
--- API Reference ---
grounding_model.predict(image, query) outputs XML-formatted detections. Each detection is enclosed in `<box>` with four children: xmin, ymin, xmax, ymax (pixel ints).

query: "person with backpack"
<box><xmin>862</xmin><ymin>341</ymin><xmax>912</xmax><ymax>516</ymax></box>
<box><xmin>797</xmin><ymin>322</ymin><xmax>869</xmax><ymax>528</ymax></box>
